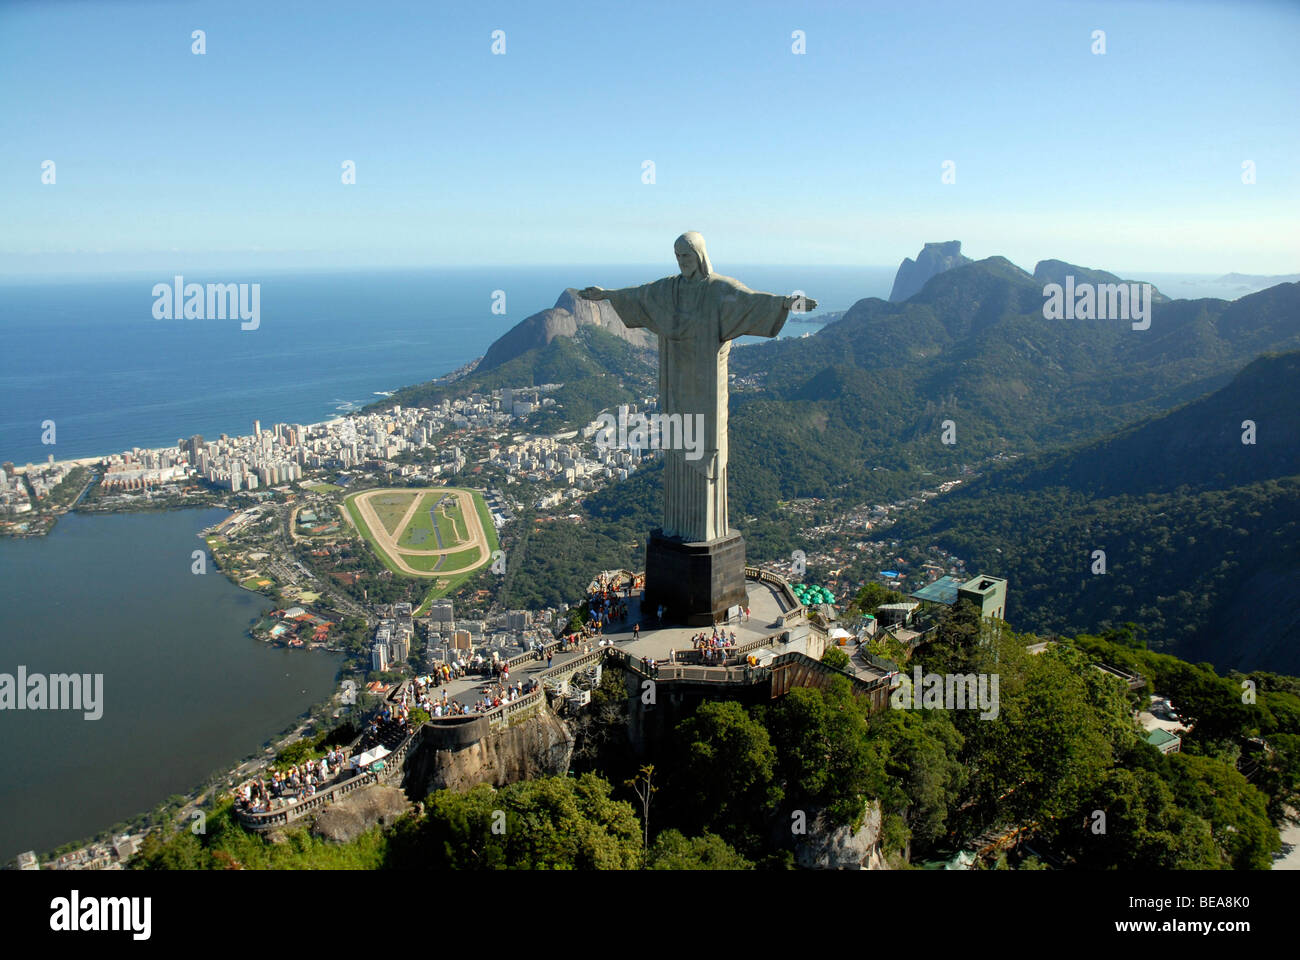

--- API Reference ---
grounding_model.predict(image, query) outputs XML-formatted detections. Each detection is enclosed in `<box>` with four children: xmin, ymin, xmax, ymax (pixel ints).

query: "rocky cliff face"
<box><xmin>310</xmin><ymin>785</ymin><xmax>413</xmax><ymax>844</ymax></box>
<box><xmin>889</xmin><ymin>241</ymin><xmax>972</xmax><ymax>302</ymax></box>
<box><xmin>478</xmin><ymin>288</ymin><xmax>656</xmax><ymax>372</ymax></box>
<box><xmin>405</xmin><ymin>709</ymin><xmax>575</xmax><ymax>799</ymax></box>
<box><xmin>788</xmin><ymin>801</ymin><xmax>886</xmax><ymax>870</ymax></box>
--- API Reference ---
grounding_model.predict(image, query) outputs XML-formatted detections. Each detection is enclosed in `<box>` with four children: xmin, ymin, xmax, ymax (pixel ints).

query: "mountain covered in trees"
<box><xmin>715</xmin><ymin>262</ymin><xmax>1300</xmax><ymax>528</ymax></box>
<box><xmin>1030</xmin><ymin>258</ymin><xmax>1169</xmax><ymax>302</ymax></box>
<box><xmin>382</xmin><ymin>258</ymin><xmax>1300</xmax><ymax>502</ymax></box>
<box><xmin>375</xmin><ymin>254</ymin><xmax>1300</xmax><ymax>667</ymax></box>
<box><xmin>890</xmin><ymin>351</ymin><xmax>1300</xmax><ymax>673</ymax></box>
<box><xmin>377</xmin><ymin>325</ymin><xmax>656</xmax><ymax>434</ymax></box>
<box><xmin>477</xmin><ymin>288</ymin><xmax>654</xmax><ymax>372</ymax></box>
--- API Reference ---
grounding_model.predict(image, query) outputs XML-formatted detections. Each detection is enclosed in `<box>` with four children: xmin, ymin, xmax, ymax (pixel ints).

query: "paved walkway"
<box><xmin>1273</xmin><ymin>807</ymin><xmax>1300</xmax><ymax>870</ymax></box>
<box><xmin>411</xmin><ymin>578</ymin><xmax>796</xmax><ymax>712</ymax></box>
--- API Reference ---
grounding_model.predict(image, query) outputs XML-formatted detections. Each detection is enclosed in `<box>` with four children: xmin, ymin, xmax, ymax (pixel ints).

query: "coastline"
<box><xmin>0</xmin><ymin>505</ymin><xmax>348</xmax><ymax>864</ymax></box>
<box><xmin>7</xmin><ymin>416</ymin><xmax>352</xmax><ymax>478</ymax></box>
<box><xmin>0</xmin><ymin>405</ymin><xmax>377</xmax><ymax>862</ymax></box>
<box><xmin>2</xmin><ymin>344</ymin><xmax>488</xmax><ymax>863</ymax></box>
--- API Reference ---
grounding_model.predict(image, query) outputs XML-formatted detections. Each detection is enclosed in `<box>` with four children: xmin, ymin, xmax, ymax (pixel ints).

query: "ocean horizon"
<box><xmin>1</xmin><ymin>265</ymin><xmax>1266</xmax><ymax>468</ymax></box>
<box><xmin>0</xmin><ymin>265</ymin><xmax>897</xmax><ymax>466</ymax></box>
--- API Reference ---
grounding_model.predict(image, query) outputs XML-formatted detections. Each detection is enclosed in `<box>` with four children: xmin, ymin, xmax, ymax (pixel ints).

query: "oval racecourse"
<box><xmin>344</xmin><ymin>487</ymin><xmax>496</xmax><ymax>579</ymax></box>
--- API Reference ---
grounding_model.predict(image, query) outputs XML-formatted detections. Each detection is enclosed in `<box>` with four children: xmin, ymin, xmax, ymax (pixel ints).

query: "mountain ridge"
<box><xmin>889</xmin><ymin>240</ymin><xmax>971</xmax><ymax>302</ymax></box>
<box><xmin>890</xmin><ymin>350</ymin><xmax>1300</xmax><ymax>670</ymax></box>
<box><xmin>478</xmin><ymin>287</ymin><xmax>655</xmax><ymax>373</ymax></box>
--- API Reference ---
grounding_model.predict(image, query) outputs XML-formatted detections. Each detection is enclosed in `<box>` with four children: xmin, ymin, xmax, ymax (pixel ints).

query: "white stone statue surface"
<box><xmin>579</xmin><ymin>232</ymin><xmax>816</xmax><ymax>543</ymax></box>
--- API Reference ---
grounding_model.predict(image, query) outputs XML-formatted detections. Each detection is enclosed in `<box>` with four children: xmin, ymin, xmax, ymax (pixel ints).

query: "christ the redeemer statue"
<box><xmin>578</xmin><ymin>231</ymin><xmax>816</xmax><ymax>623</ymax></box>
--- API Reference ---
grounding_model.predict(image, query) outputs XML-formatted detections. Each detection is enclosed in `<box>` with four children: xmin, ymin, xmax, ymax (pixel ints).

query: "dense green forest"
<box><xmin>725</xmin><ymin>264</ymin><xmax>1300</xmax><ymax>498</ymax></box>
<box><xmin>893</xmin><ymin>353</ymin><xmax>1300</xmax><ymax>673</ymax></box>
<box><xmin>894</xmin><ymin>478</ymin><xmax>1300</xmax><ymax>670</ymax></box>
<box><xmin>373</xmin><ymin>326</ymin><xmax>655</xmax><ymax>431</ymax></box>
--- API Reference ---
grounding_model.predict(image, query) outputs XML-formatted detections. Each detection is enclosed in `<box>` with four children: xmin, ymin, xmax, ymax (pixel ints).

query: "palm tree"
<box><xmin>625</xmin><ymin>764</ymin><xmax>657</xmax><ymax>864</ymax></box>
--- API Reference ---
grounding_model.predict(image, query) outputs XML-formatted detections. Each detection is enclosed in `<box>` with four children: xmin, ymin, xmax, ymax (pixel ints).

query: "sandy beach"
<box><xmin>11</xmin><ymin>455</ymin><xmax>104</xmax><ymax>474</ymax></box>
<box><xmin>10</xmin><ymin>415</ymin><xmax>351</xmax><ymax>475</ymax></box>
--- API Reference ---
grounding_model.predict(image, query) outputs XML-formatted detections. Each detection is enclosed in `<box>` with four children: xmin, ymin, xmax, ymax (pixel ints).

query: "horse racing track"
<box><xmin>344</xmin><ymin>487</ymin><xmax>495</xmax><ymax>579</ymax></box>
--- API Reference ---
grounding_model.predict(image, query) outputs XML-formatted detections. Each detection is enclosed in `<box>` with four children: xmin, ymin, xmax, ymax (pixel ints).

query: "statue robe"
<box><xmin>603</xmin><ymin>273</ymin><xmax>790</xmax><ymax>542</ymax></box>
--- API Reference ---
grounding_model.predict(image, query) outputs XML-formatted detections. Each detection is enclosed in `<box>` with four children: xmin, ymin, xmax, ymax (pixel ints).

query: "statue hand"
<box><xmin>787</xmin><ymin>295</ymin><xmax>817</xmax><ymax>313</ymax></box>
<box><xmin>578</xmin><ymin>286</ymin><xmax>608</xmax><ymax>301</ymax></box>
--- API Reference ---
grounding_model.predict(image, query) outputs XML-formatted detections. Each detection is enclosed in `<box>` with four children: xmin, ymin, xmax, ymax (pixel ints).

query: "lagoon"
<box><xmin>0</xmin><ymin>507</ymin><xmax>342</xmax><ymax>860</ymax></box>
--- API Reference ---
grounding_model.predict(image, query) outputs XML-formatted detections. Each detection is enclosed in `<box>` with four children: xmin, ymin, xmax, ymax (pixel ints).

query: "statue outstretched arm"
<box><xmin>577</xmin><ymin>280</ymin><xmax>665</xmax><ymax>331</ymax></box>
<box><xmin>717</xmin><ymin>281</ymin><xmax>817</xmax><ymax>342</ymax></box>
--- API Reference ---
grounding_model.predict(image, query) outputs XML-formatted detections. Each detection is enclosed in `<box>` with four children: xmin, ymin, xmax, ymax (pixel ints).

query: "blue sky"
<box><xmin>2</xmin><ymin>0</ymin><xmax>1297</xmax><ymax>275</ymax></box>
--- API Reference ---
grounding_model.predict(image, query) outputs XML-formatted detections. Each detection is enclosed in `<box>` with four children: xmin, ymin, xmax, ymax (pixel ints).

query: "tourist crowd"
<box><xmin>557</xmin><ymin>632</ymin><xmax>596</xmax><ymax>654</ymax></box>
<box><xmin>407</xmin><ymin>670</ymin><xmax>542</xmax><ymax>718</ymax></box>
<box><xmin>692</xmin><ymin>627</ymin><xmax>740</xmax><ymax>662</ymax></box>
<box><xmin>585</xmin><ymin>572</ymin><xmax>635</xmax><ymax>634</ymax></box>
<box><xmin>233</xmin><ymin>748</ymin><xmax>350</xmax><ymax>814</ymax></box>
<box><xmin>235</xmin><ymin>664</ymin><xmax>555</xmax><ymax>818</ymax></box>
<box><xmin>428</xmin><ymin>659</ymin><xmax>470</xmax><ymax>686</ymax></box>
<box><xmin>407</xmin><ymin>675</ymin><xmax>468</xmax><ymax>718</ymax></box>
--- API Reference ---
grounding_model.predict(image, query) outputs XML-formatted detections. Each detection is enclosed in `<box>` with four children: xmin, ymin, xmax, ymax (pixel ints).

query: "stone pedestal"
<box><xmin>643</xmin><ymin>528</ymin><xmax>746</xmax><ymax>626</ymax></box>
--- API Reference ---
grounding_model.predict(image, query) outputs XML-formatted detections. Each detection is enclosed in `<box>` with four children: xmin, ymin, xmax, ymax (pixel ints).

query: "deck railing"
<box><xmin>238</xmin><ymin>569</ymin><xmax>814</xmax><ymax>831</ymax></box>
<box><xmin>744</xmin><ymin>566</ymin><xmax>804</xmax><ymax>624</ymax></box>
<box><xmin>234</xmin><ymin>767</ymin><xmax>379</xmax><ymax>829</ymax></box>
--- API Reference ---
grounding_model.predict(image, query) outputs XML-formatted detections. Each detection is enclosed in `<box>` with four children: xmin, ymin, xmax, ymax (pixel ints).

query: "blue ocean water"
<box><xmin>0</xmin><ymin>265</ymin><xmax>891</xmax><ymax>465</ymax></box>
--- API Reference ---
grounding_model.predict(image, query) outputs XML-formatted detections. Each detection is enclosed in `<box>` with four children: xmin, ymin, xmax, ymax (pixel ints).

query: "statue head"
<box><xmin>674</xmin><ymin>231</ymin><xmax>712</xmax><ymax>279</ymax></box>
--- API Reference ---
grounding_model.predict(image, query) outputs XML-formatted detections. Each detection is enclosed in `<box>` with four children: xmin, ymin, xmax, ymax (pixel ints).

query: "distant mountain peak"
<box><xmin>1032</xmin><ymin>259</ymin><xmax>1168</xmax><ymax>301</ymax></box>
<box><xmin>478</xmin><ymin>288</ymin><xmax>654</xmax><ymax>372</ymax></box>
<box><xmin>889</xmin><ymin>241</ymin><xmax>972</xmax><ymax>302</ymax></box>
<box><xmin>1214</xmin><ymin>272</ymin><xmax>1300</xmax><ymax>295</ymax></box>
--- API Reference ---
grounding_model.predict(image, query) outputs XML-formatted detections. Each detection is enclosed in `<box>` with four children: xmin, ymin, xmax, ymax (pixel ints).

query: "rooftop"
<box><xmin>962</xmin><ymin>575</ymin><xmax>1007</xmax><ymax>595</ymax></box>
<box><xmin>911</xmin><ymin>575</ymin><xmax>965</xmax><ymax>605</ymax></box>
